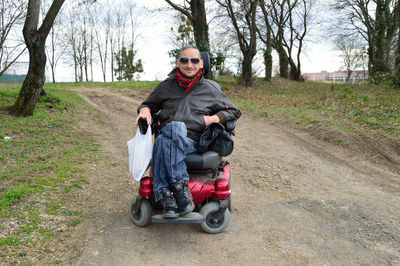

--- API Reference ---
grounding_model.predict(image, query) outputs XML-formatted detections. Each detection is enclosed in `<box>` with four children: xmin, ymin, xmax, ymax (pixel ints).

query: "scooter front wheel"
<box><xmin>200</xmin><ymin>202</ymin><xmax>230</xmax><ymax>234</ymax></box>
<box><xmin>129</xmin><ymin>197</ymin><xmax>152</xmax><ymax>227</ymax></box>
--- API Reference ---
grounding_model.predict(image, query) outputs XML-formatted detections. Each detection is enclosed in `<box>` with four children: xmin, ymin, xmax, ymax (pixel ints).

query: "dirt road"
<box><xmin>66</xmin><ymin>87</ymin><xmax>399</xmax><ymax>265</ymax></box>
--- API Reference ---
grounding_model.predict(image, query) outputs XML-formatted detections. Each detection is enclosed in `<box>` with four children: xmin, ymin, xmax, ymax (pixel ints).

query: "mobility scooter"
<box><xmin>129</xmin><ymin>52</ymin><xmax>235</xmax><ymax>234</ymax></box>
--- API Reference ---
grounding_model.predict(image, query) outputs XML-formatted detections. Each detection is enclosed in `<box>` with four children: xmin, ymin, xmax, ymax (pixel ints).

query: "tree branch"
<box><xmin>0</xmin><ymin>47</ymin><xmax>26</xmax><ymax>77</ymax></box>
<box><xmin>165</xmin><ymin>0</ymin><xmax>193</xmax><ymax>21</ymax></box>
<box><xmin>38</xmin><ymin>0</ymin><xmax>65</xmax><ymax>38</ymax></box>
<box><xmin>23</xmin><ymin>0</ymin><xmax>40</xmax><ymax>40</ymax></box>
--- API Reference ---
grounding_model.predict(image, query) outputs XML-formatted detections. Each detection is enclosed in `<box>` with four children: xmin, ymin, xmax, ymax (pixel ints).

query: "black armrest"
<box><xmin>225</xmin><ymin>120</ymin><xmax>236</xmax><ymax>135</ymax></box>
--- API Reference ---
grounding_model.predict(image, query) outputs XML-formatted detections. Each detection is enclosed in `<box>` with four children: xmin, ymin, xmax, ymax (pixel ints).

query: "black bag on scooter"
<box><xmin>198</xmin><ymin>122</ymin><xmax>234</xmax><ymax>156</ymax></box>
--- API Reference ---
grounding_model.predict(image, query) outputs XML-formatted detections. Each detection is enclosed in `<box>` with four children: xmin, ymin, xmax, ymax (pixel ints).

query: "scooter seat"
<box><xmin>185</xmin><ymin>151</ymin><xmax>222</xmax><ymax>170</ymax></box>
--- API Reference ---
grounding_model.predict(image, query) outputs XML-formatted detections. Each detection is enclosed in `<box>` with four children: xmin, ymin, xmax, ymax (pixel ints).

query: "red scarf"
<box><xmin>174</xmin><ymin>68</ymin><xmax>203</xmax><ymax>94</ymax></box>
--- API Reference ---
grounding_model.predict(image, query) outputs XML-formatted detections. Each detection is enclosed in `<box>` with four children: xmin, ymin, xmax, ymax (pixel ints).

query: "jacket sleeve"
<box><xmin>209</xmin><ymin>82</ymin><xmax>241</xmax><ymax>123</ymax></box>
<box><xmin>137</xmin><ymin>85</ymin><xmax>162</xmax><ymax>115</ymax></box>
<box><xmin>214</xmin><ymin>94</ymin><xmax>241</xmax><ymax>123</ymax></box>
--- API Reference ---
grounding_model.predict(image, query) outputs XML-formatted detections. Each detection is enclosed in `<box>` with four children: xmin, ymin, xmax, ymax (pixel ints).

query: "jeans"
<box><xmin>152</xmin><ymin>121</ymin><xmax>198</xmax><ymax>201</ymax></box>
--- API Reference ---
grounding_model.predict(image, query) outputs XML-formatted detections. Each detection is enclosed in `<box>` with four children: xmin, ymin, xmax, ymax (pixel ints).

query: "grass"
<box><xmin>218</xmin><ymin>77</ymin><xmax>400</xmax><ymax>147</ymax></box>
<box><xmin>0</xmin><ymin>83</ymin><xmax>100</xmax><ymax>263</ymax></box>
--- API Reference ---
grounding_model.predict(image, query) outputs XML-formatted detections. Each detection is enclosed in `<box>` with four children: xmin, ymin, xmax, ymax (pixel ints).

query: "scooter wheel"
<box><xmin>200</xmin><ymin>202</ymin><xmax>230</xmax><ymax>234</ymax></box>
<box><xmin>129</xmin><ymin>197</ymin><xmax>152</xmax><ymax>227</ymax></box>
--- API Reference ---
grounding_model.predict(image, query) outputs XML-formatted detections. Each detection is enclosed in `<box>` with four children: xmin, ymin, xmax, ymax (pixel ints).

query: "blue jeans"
<box><xmin>152</xmin><ymin>121</ymin><xmax>198</xmax><ymax>201</ymax></box>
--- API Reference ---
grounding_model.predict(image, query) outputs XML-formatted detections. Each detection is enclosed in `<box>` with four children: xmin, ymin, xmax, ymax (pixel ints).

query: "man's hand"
<box><xmin>136</xmin><ymin>107</ymin><xmax>152</xmax><ymax>125</ymax></box>
<box><xmin>203</xmin><ymin>115</ymin><xmax>220</xmax><ymax>127</ymax></box>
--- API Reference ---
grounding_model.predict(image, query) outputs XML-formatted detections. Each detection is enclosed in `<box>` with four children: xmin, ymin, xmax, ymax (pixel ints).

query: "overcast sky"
<box><xmin>52</xmin><ymin>0</ymin><xmax>342</xmax><ymax>82</ymax></box>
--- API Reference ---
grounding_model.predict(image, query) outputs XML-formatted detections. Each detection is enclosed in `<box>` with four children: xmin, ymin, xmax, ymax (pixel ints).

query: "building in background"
<box><xmin>0</xmin><ymin>62</ymin><xmax>51</xmax><ymax>83</ymax></box>
<box><xmin>0</xmin><ymin>62</ymin><xmax>29</xmax><ymax>83</ymax></box>
<box><xmin>303</xmin><ymin>70</ymin><xmax>368</xmax><ymax>82</ymax></box>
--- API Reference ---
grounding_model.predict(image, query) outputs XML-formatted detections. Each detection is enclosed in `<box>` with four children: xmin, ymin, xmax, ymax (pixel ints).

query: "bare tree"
<box><xmin>0</xmin><ymin>0</ymin><xmax>27</xmax><ymax>77</ymax></box>
<box><xmin>45</xmin><ymin>2</ymin><xmax>64</xmax><ymax>83</ymax></box>
<box><xmin>64</xmin><ymin>6</ymin><xmax>88</xmax><ymax>82</ymax></box>
<box><xmin>93</xmin><ymin>4</ymin><xmax>111</xmax><ymax>82</ymax></box>
<box><xmin>337</xmin><ymin>36</ymin><xmax>364</xmax><ymax>82</ymax></box>
<box><xmin>64</xmin><ymin>8</ymin><xmax>80</xmax><ymax>82</ymax></box>
<box><xmin>284</xmin><ymin>0</ymin><xmax>315</xmax><ymax>81</ymax></box>
<box><xmin>216</xmin><ymin>0</ymin><xmax>258</xmax><ymax>87</ymax></box>
<box><xmin>264</xmin><ymin>0</ymin><xmax>315</xmax><ymax>81</ymax></box>
<box><xmin>10</xmin><ymin>0</ymin><xmax>65</xmax><ymax>117</ymax></box>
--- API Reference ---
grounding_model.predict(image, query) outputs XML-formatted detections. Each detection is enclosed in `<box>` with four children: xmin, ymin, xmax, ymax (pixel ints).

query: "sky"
<box><xmin>52</xmin><ymin>0</ymin><xmax>343</xmax><ymax>82</ymax></box>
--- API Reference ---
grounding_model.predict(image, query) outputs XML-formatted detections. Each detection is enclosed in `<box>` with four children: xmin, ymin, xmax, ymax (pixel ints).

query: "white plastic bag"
<box><xmin>127</xmin><ymin>126</ymin><xmax>152</xmax><ymax>181</ymax></box>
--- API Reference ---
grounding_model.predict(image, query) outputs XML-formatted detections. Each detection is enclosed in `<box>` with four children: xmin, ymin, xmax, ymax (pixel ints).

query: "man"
<box><xmin>136</xmin><ymin>45</ymin><xmax>241</xmax><ymax>218</ymax></box>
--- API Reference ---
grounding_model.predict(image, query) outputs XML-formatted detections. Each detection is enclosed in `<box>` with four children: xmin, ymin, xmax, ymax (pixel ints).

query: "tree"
<box><xmin>165</xmin><ymin>0</ymin><xmax>210</xmax><ymax>52</ymax></box>
<box><xmin>258</xmin><ymin>0</ymin><xmax>290</xmax><ymax>78</ymax></box>
<box><xmin>114</xmin><ymin>47</ymin><xmax>143</xmax><ymax>81</ymax></box>
<box><xmin>257</xmin><ymin>0</ymin><xmax>273</xmax><ymax>81</ymax></box>
<box><xmin>394</xmin><ymin>24</ymin><xmax>400</xmax><ymax>89</ymax></box>
<box><xmin>9</xmin><ymin>0</ymin><xmax>65</xmax><ymax>117</ymax></box>
<box><xmin>333</xmin><ymin>0</ymin><xmax>399</xmax><ymax>79</ymax></box>
<box><xmin>109</xmin><ymin>1</ymin><xmax>142</xmax><ymax>82</ymax></box>
<box><xmin>0</xmin><ymin>0</ymin><xmax>27</xmax><ymax>78</ymax></box>
<box><xmin>45</xmin><ymin>2</ymin><xmax>64</xmax><ymax>83</ymax></box>
<box><xmin>284</xmin><ymin>0</ymin><xmax>315</xmax><ymax>81</ymax></box>
<box><xmin>263</xmin><ymin>0</ymin><xmax>315</xmax><ymax>81</ymax></box>
<box><xmin>93</xmin><ymin>4</ymin><xmax>111</xmax><ymax>82</ymax></box>
<box><xmin>217</xmin><ymin>0</ymin><xmax>258</xmax><ymax>87</ymax></box>
<box><xmin>165</xmin><ymin>0</ymin><xmax>224</xmax><ymax>79</ymax></box>
<box><xmin>337</xmin><ymin>36</ymin><xmax>364</xmax><ymax>82</ymax></box>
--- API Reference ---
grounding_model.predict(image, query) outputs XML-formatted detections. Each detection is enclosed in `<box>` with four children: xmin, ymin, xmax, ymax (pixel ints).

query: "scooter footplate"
<box><xmin>152</xmin><ymin>212</ymin><xmax>204</xmax><ymax>224</ymax></box>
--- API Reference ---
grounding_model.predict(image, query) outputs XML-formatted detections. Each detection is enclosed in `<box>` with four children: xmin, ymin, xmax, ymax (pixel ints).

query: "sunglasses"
<box><xmin>178</xmin><ymin>57</ymin><xmax>200</xmax><ymax>64</ymax></box>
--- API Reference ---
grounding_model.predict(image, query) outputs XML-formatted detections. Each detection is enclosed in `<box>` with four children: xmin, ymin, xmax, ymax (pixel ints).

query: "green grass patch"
<box><xmin>0</xmin><ymin>83</ymin><xmax>100</xmax><ymax>263</ymax></box>
<box><xmin>69</xmin><ymin>218</ymin><xmax>81</xmax><ymax>227</ymax></box>
<box><xmin>63</xmin><ymin>209</ymin><xmax>80</xmax><ymax>216</ymax></box>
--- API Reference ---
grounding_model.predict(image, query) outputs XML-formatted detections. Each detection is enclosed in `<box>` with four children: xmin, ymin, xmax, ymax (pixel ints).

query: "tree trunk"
<box><xmin>190</xmin><ymin>0</ymin><xmax>212</xmax><ymax>79</ymax></box>
<box><xmin>372</xmin><ymin>0</ymin><xmax>391</xmax><ymax>74</ymax></box>
<box><xmin>263</xmin><ymin>47</ymin><xmax>272</xmax><ymax>81</ymax></box>
<box><xmin>346</xmin><ymin>69</ymin><xmax>352</xmax><ymax>82</ymax></box>
<box><xmin>52</xmin><ymin>65</ymin><xmax>55</xmax><ymax>83</ymax></box>
<box><xmin>84</xmin><ymin>48</ymin><xmax>88</xmax><ymax>82</ymax></box>
<box><xmin>241</xmin><ymin>53</ymin><xmax>253</xmax><ymax>86</ymax></box>
<box><xmin>277</xmin><ymin>47</ymin><xmax>288</xmax><ymax>78</ymax></box>
<box><xmin>190</xmin><ymin>0</ymin><xmax>209</xmax><ymax>51</ymax></box>
<box><xmin>394</xmin><ymin>28</ymin><xmax>400</xmax><ymax>89</ymax></box>
<box><xmin>9</xmin><ymin>0</ymin><xmax>65</xmax><ymax>116</ymax></box>
<box><xmin>264</xmin><ymin>24</ymin><xmax>272</xmax><ymax>81</ymax></box>
<box><xmin>289</xmin><ymin>60</ymin><xmax>300</xmax><ymax>81</ymax></box>
<box><xmin>9</xmin><ymin>38</ymin><xmax>46</xmax><ymax>116</ymax></box>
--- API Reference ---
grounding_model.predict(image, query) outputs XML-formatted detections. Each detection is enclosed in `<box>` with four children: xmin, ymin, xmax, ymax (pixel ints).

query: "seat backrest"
<box><xmin>200</xmin><ymin>51</ymin><xmax>210</xmax><ymax>77</ymax></box>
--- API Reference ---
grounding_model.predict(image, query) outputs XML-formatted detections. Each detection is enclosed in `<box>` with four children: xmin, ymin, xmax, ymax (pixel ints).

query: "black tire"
<box><xmin>129</xmin><ymin>197</ymin><xmax>152</xmax><ymax>227</ymax></box>
<box><xmin>227</xmin><ymin>195</ymin><xmax>232</xmax><ymax>211</ymax></box>
<box><xmin>200</xmin><ymin>202</ymin><xmax>230</xmax><ymax>234</ymax></box>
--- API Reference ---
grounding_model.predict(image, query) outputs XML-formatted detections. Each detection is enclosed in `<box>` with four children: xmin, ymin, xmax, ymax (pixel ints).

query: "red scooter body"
<box><xmin>138</xmin><ymin>161</ymin><xmax>231</xmax><ymax>205</ymax></box>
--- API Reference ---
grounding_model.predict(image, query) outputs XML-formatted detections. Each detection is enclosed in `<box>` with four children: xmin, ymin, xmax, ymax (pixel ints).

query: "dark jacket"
<box><xmin>137</xmin><ymin>73</ymin><xmax>241</xmax><ymax>141</ymax></box>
